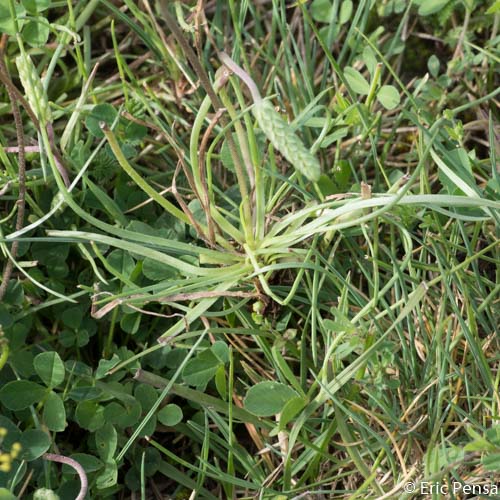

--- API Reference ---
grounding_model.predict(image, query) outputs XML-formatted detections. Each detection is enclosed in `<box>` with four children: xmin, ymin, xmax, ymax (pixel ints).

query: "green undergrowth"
<box><xmin>0</xmin><ymin>0</ymin><xmax>499</xmax><ymax>498</ymax></box>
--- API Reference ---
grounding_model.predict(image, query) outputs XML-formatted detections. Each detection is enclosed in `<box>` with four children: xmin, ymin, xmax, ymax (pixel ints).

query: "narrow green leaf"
<box><xmin>102</xmin><ymin>125</ymin><xmax>190</xmax><ymax>223</ymax></box>
<box><xmin>431</xmin><ymin>149</ymin><xmax>481</xmax><ymax>200</ymax></box>
<box><xmin>271</xmin><ymin>346</ymin><xmax>305</xmax><ymax>396</ymax></box>
<box><xmin>277</xmin><ymin>397</ymin><xmax>307</xmax><ymax>431</ymax></box>
<box><xmin>47</xmin><ymin>231</ymin><xmax>209</xmax><ymax>277</ymax></box>
<box><xmin>85</xmin><ymin>177</ymin><xmax>128</xmax><ymax>227</ymax></box>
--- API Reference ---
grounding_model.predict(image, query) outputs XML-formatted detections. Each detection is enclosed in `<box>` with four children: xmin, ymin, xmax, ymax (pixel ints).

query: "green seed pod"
<box><xmin>15</xmin><ymin>54</ymin><xmax>51</xmax><ymax>125</ymax></box>
<box><xmin>252</xmin><ymin>99</ymin><xmax>320</xmax><ymax>182</ymax></box>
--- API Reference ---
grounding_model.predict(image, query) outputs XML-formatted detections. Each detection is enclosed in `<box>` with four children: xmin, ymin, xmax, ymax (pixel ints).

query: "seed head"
<box><xmin>15</xmin><ymin>54</ymin><xmax>51</xmax><ymax>125</ymax></box>
<box><xmin>253</xmin><ymin>100</ymin><xmax>321</xmax><ymax>181</ymax></box>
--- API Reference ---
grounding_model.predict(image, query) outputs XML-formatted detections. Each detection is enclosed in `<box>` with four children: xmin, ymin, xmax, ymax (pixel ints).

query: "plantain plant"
<box><xmin>0</xmin><ymin>0</ymin><xmax>498</xmax><ymax>497</ymax></box>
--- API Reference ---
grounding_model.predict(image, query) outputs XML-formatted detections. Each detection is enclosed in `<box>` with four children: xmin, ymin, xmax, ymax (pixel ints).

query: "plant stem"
<box><xmin>218</xmin><ymin>52</ymin><xmax>262</xmax><ymax>103</ymax></box>
<box><xmin>0</xmin><ymin>338</ymin><xmax>9</xmax><ymax>372</ymax></box>
<box><xmin>366</xmin><ymin>63</ymin><xmax>382</xmax><ymax>110</ymax></box>
<box><xmin>0</xmin><ymin>35</ymin><xmax>26</xmax><ymax>301</ymax></box>
<box><xmin>43</xmin><ymin>453</ymin><xmax>88</xmax><ymax>500</ymax></box>
<box><xmin>101</xmin><ymin>123</ymin><xmax>190</xmax><ymax>223</ymax></box>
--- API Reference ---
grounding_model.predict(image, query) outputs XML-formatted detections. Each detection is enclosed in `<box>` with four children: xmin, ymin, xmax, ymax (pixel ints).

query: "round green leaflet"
<box><xmin>244</xmin><ymin>381</ymin><xmax>300</xmax><ymax>417</ymax></box>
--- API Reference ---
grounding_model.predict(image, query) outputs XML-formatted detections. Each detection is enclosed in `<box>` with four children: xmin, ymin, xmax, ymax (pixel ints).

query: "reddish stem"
<box><xmin>218</xmin><ymin>52</ymin><xmax>262</xmax><ymax>103</ymax></box>
<box><xmin>43</xmin><ymin>453</ymin><xmax>88</xmax><ymax>500</ymax></box>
